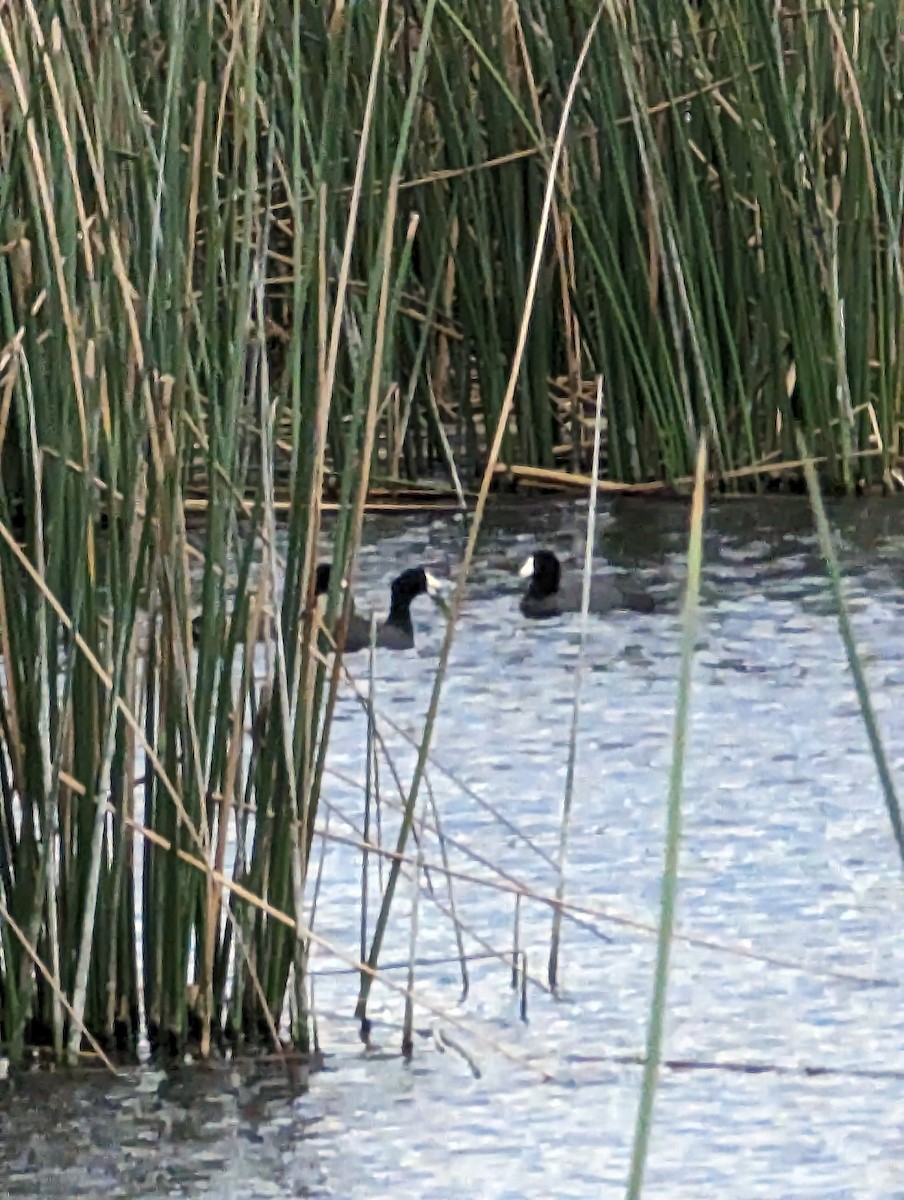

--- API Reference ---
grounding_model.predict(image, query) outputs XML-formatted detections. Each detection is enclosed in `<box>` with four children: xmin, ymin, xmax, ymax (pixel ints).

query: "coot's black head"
<box><xmin>314</xmin><ymin>562</ymin><xmax>331</xmax><ymax>595</ymax></box>
<box><xmin>390</xmin><ymin>566</ymin><xmax>440</xmax><ymax>607</ymax></box>
<box><xmin>519</xmin><ymin>549</ymin><xmax>561</xmax><ymax>598</ymax></box>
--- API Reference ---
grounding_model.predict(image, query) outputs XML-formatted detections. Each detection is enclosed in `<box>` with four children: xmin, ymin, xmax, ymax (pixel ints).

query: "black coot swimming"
<box><xmin>340</xmin><ymin>566</ymin><xmax>442</xmax><ymax>652</ymax></box>
<box><xmin>518</xmin><ymin>549</ymin><xmax>656</xmax><ymax>619</ymax></box>
<box><xmin>192</xmin><ymin>563</ymin><xmax>442</xmax><ymax>650</ymax></box>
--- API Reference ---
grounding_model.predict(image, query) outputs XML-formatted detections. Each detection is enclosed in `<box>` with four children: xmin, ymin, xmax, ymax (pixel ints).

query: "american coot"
<box><xmin>518</xmin><ymin>549</ymin><xmax>656</xmax><ymax>618</ymax></box>
<box><xmin>340</xmin><ymin>566</ymin><xmax>442</xmax><ymax>652</ymax></box>
<box><xmin>191</xmin><ymin>562</ymin><xmax>333</xmax><ymax>644</ymax></box>
<box><xmin>191</xmin><ymin>563</ymin><xmax>440</xmax><ymax>651</ymax></box>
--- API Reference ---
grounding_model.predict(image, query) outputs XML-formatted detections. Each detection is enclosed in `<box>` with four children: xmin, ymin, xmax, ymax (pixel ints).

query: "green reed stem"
<box><xmin>625</xmin><ymin>437</ymin><xmax>707</xmax><ymax>1200</ymax></box>
<box><xmin>798</xmin><ymin>430</ymin><xmax>904</xmax><ymax>867</ymax></box>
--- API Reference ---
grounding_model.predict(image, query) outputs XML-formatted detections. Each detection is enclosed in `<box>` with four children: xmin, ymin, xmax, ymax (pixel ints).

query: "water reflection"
<box><xmin>2</xmin><ymin>496</ymin><xmax>904</xmax><ymax>1198</ymax></box>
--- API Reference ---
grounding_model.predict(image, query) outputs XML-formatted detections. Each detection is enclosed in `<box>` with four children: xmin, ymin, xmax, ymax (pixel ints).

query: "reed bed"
<box><xmin>0</xmin><ymin>0</ymin><xmax>899</xmax><ymax>1078</ymax></box>
<box><xmin>0</xmin><ymin>0</ymin><xmax>440</xmax><ymax>1064</ymax></box>
<box><xmin>1</xmin><ymin>3</ymin><xmax>898</xmax><ymax>507</ymax></box>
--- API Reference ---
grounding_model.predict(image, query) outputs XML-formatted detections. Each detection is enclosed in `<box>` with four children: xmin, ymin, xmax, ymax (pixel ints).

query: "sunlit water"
<box><xmin>3</xmin><ymin>496</ymin><xmax>904</xmax><ymax>1198</ymax></box>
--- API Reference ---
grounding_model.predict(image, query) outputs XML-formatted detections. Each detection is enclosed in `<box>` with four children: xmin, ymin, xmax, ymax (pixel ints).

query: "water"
<box><xmin>3</xmin><ymin>496</ymin><xmax>904</xmax><ymax>1198</ymax></box>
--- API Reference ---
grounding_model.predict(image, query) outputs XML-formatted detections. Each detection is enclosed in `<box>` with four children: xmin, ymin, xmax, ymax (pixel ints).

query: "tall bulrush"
<box><xmin>408</xmin><ymin>0</ymin><xmax>901</xmax><ymax>489</ymax></box>
<box><xmin>0</xmin><ymin>0</ymin><xmax>433</xmax><ymax>1064</ymax></box>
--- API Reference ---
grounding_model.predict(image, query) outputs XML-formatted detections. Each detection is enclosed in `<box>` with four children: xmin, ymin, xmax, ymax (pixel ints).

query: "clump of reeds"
<box><xmin>0</xmin><ymin>0</ymin><xmax>442</xmax><ymax>1065</ymax></box>
<box><xmin>410</xmin><ymin>0</ymin><xmax>902</xmax><ymax>491</ymax></box>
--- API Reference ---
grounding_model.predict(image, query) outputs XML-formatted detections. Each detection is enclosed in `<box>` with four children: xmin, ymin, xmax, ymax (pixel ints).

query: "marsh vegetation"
<box><xmin>0</xmin><ymin>16</ymin><xmax>900</xmax><ymax>1200</ymax></box>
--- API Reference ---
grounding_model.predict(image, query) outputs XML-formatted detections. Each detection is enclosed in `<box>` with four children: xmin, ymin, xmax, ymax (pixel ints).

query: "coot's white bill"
<box><xmin>519</xmin><ymin>555</ymin><xmax>535</xmax><ymax>579</ymax></box>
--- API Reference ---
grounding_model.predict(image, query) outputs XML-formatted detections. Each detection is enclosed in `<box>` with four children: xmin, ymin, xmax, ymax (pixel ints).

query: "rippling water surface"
<box><xmin>3</xmin><ymin>496</ymin><xmax>904</xmax><ymax>1198</ymax></box>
